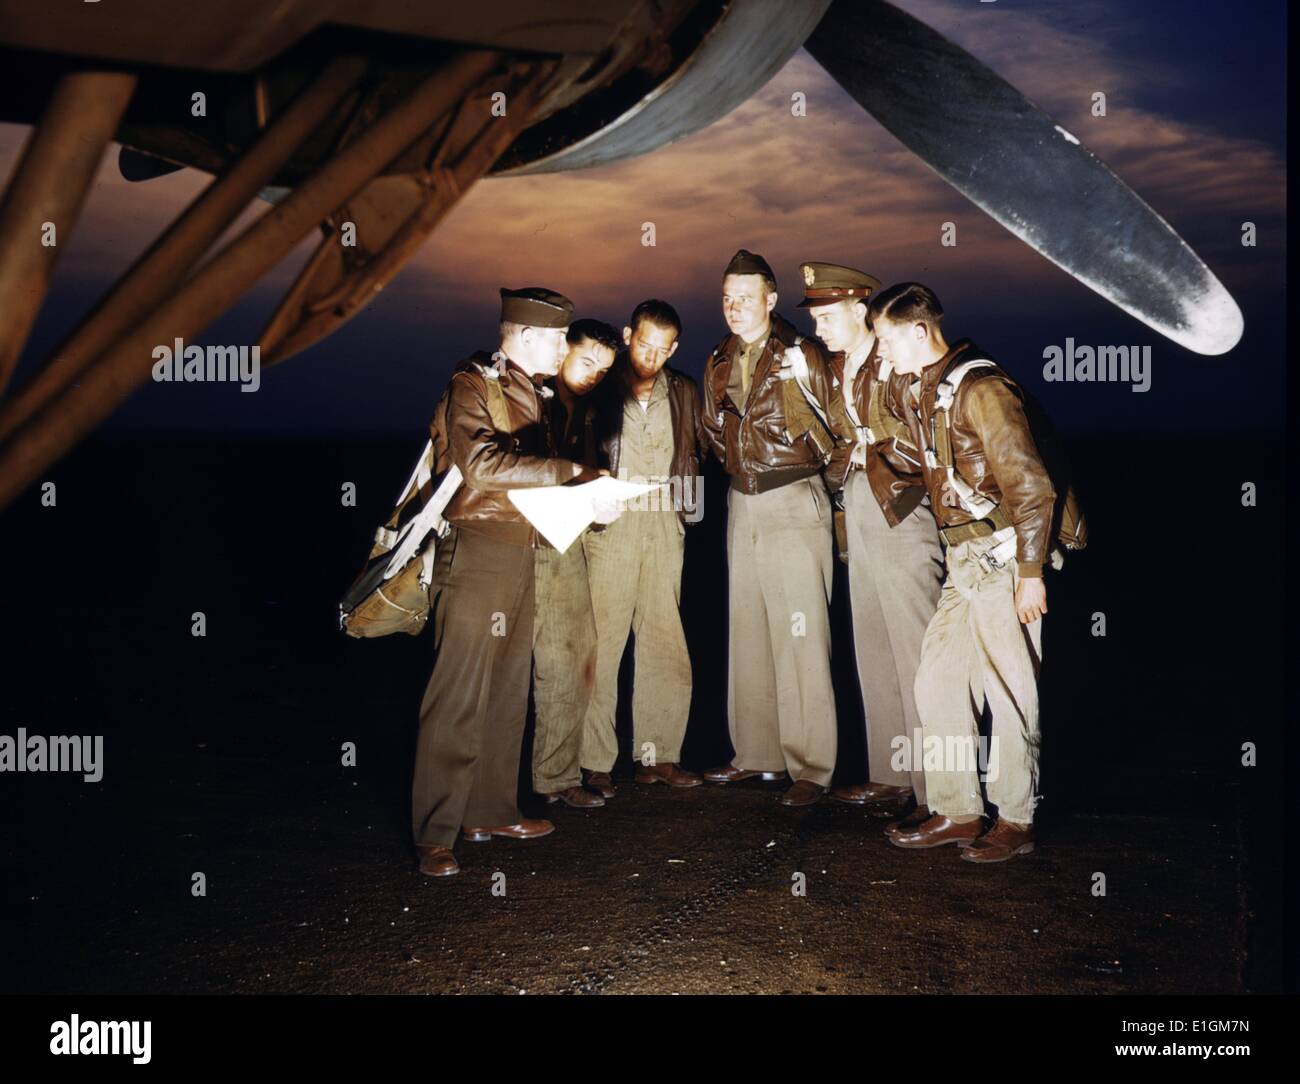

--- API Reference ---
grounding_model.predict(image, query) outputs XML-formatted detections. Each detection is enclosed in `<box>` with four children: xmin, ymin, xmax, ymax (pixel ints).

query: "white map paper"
<box><xmin>508</xmin><ymin>477</ymin><xmax>665</xmax><ymax>554</ymax></box>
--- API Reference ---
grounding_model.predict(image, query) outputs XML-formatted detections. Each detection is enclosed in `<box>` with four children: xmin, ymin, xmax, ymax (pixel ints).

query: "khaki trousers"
<box><xmin>913</xmin><ymin>533</ymin><xmax>1043</xmax><ymax>824</ymax></box>
<box><xmin>531</xmin><ymin>541</ymin><xmax>597</xmax><ymax>793</ymax></box>
<box><xmin>411</xmin><ymin>528</ymin><xmax>534</xmax><ymax>847</ymax></box>
<box><xmin>725</xmin><ymin>475</ymin><xmax>837</xmax><ymax>787</ymax></box>
<box><xmin>581</xmin><ymin>509</ymin><xmax>692</xmax><ymax>771</ymax></box>
<box><xmin>844</xmin><ymin>472</ymin><xmax>943</xmax><ymax>799</ymax></box>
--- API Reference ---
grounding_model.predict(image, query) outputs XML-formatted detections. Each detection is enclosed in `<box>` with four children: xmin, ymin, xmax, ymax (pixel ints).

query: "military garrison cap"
<box><xmin>723</xmin><ymin>248</ymin><xmax>776</xmax><ymax>284</ymax></box>
<box><xmin>499</xmin><ymin>286</ymin><xmax>574</xmax><ymax>328</ymax></box>
<box><xmin>797</xmin><ymin>262</ymin><xmax>883</xmax><ymax>307</ymax></box>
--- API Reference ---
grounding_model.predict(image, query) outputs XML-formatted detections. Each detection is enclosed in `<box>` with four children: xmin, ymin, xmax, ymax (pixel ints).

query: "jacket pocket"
<box><xmin>758</xmin><ymin>409</ymin><xmax>792</xmax><ymax>448</ymax></box>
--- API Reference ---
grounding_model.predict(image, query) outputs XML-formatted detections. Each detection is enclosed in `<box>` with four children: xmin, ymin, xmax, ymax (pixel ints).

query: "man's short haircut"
<box><xmin>567</xmin><ymin>318</ymin><xmax>621</xmax><ymax>354</ymax></box>
<box><xmin>628</xmin><ymin>298</ymin><xmax>683</xmax><ymax>340</ymax></box>
<box><xmin>866</xmin><ymin>282</ymin><xmax>944</xmax><ymax>330</ymax></box>
<box><xmin>724</xmin><ymin>271</ymin><xmax>776</xmax><ymax>295</ymax></box>
<box><xmin>499</xmin><ymin>320</ymin><xmax>525</xmax><ymax>341</ymax></box>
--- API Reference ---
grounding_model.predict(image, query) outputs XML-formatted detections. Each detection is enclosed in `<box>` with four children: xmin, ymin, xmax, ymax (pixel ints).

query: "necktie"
<box><xmin>740</xmin><ymin>340</ymin><xmax>761</xmax><ymax>403</ymax></box>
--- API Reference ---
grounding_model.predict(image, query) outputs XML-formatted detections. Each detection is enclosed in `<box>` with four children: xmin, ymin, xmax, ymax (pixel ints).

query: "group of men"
<box><xmin>409</xmin><ymin>248</ymin><xmax>1085</xmax><ymax>879</ymax></box>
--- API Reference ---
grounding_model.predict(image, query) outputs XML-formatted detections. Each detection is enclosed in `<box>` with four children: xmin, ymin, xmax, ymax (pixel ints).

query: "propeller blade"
<box><xmin>805</xmin><ymin>0</ymin><xmax>1243</xmax><ymax>356</ymax></box>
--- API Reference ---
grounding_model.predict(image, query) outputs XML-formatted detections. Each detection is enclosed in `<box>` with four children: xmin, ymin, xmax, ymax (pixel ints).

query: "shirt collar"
<box><xmin>627</xmin><ymin>368</ymin><xmax>667</xmax><ymax>407</ymax></box>
<box><xmin>843</xmin><ymin>338</ymin><xmax>875</xmax><ymax>385</ymax></box>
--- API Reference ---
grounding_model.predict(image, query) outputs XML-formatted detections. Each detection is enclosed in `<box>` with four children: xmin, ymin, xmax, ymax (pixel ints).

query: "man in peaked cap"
<box><xmin>699</xmin><ymin>249</ymin><xmax>845</xmax><ymax>806</ymax></box>
<box><xmin>798</xmin><ymin>262</ymin><xmax>944</xmax><ymax>826</ymax></box>
<box><xmin>412</xmin><ymin>285</ymin><xmax>602</xmax><ymax>878</ymax></box>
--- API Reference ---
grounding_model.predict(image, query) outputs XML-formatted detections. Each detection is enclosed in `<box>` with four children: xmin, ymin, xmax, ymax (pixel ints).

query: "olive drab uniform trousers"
<box><xmin>844</xmin><ymin>471</ymin><xmax>943</xmax><ymax>797</ymax></box>
<box><xmin>836</xmin><ymin>340</ymin><xmax>944</xmax><ymax>798</ymax></box>
<box><xmin>913</xmin><ymin>532</ymin><xmax>1043</xmax><ymax>825</ymax></box>
<box><xmin>726</xmin><ymin>475</ymin><xmax>838</xmax><ymax>787</ymax></box>
<box><xmin>411</xmin><ymin>527</ymin><xmax>536</xmax><ymax>846</ymax></box>
<box><xmin>582</xmin><ymin>370</ymin><xmax>692</xmax><ymax>771</ymax></box>
<box><xmin>721</xmin><ymin>334</ymin><xmax>838</xmax><ymax>787</ymax></box>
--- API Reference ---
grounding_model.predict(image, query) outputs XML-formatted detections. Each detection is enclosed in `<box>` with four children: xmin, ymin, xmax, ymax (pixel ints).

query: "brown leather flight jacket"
<box><xmin>545</xmin><ymin>382</ymin><xmax>596</xmax><ymax>467</ymax></box>
<box><xmin>701</xmin><ymin>312</ymin><xmax>839</xmax><ymax>493</ymax></box>
<box><xmin>825</xmin><ymin>340</ymin><xmax>929</xmax><ymax>527</ymax></box>
<box><xmin>586</xmin><ymin>357</ymin><xmax>706</xmax><ymax>526</ymax></box>
<box><xmin>904</xmin><ymin>340</ymin><xmax>1060</xmax><ymax>577</ymax></box>
<box><xmin>431</xmin><ymin>352</ymin><xmax>581</xmax><ymax>548</ymax></box>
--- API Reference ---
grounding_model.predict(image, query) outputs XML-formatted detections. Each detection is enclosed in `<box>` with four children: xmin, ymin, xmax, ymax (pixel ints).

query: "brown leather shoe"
<box><xmin>416</xmin><ymin>845</ymin><xmax>460</xmax><ymax>877</ymax></box>
<box><xmin>583</xmin><ymin>770</ymin><xmax>616</xmax><ymax>798</ymax></box>
<box><xmin>884</xmin><ymin>803</ymin><xmax>931</xmax><ymax>837</ymax></box>
<box><xmin>635</xmin><ymin>762</ymin><xmax>703</xmax><ymax>787</ymax></box>
<box><xmin>961</xmin><ymin>818</ymin><xmax>1036</xmax><ymax>863</ymax></box>
<box><xmin>888</xmin><ymin>814</ymin><xmax>984</xmax><ymax>849</ymax></box>
<box><xmin>829</xmin><ymin>782</ymin><xmax>914</xmax><ymax>806</ymax></box>
<box><xmin>703</xmin><ymin>763</ymin><xmax>786</xmax><ymax>784</ymax></box>
<box><xmin>461</xmin><ymin>818</ymin><xmax>556</xmax><ymax>843</ymax></box>
<box><xmin>780</xmin><ymin>779</ymin><xmax>827</xmax><ymax>806</ymax></box>
<box><xmin>542</xmin><ymin>786</ymin><xmax>605</xmax><ymax>809</ymax></box>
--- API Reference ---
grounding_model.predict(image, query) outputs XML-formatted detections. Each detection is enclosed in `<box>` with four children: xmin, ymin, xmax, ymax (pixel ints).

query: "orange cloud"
<box><xmin>0</xmin><ymin>0</ymin><xmax>1284</xmax><ymax>362</ymax></box>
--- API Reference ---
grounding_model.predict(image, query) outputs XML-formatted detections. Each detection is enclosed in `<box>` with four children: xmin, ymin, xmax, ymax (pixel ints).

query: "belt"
<box><xmin>939</xmin><ymin>504</ymin><xmax>1012</xmax><ymax>545</ymax></box>
<box><xmin>729</xmin><ymin>464</ymin><xmax>820</xmax><ymax>494</ymax></box>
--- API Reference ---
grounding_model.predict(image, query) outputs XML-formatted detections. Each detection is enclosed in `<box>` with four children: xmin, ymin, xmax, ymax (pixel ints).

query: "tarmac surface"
<box><xmin>3</xmin><ymin>749</ymin><xmax>1251</xmax><ymax>995</ymax></box>
<box><xmin>0</xmin><ymin>436</ymin><xmax>1281</xmax><ymax>995</ymax></box>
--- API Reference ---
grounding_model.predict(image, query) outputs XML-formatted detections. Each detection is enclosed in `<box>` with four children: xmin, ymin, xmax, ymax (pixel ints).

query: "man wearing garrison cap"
<box><xmin>699</xmin><ymin>249</ymin><xmax>845</xmax><ymax>806</ymax></box>
<box><xmin>798</xmin><ymin>262</ymin><xmax>943</xmax><ymax>824</ymax></box>
<box><xmin>411</xmin><ymin>286</ymin><xmax>602</xmax><ymax>878</ymax></box>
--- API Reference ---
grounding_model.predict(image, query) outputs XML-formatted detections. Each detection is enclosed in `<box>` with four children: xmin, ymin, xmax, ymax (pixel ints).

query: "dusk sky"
<box><xmin>1</xmin><ymin>0</ymin><xmax>1287</xmax><ymax>437</ymax></box>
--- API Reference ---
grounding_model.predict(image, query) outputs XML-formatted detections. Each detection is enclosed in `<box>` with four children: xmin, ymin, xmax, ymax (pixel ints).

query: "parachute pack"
<box><xmin>338</xmin><ymin>356</ymin><xmax>511</xmax><ymax>637</ymax></box>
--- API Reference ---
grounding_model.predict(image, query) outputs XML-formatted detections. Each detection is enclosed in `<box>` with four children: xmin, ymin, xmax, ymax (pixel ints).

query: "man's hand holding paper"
<box><xmin>508</xmin><ymin>476</ymin><xmax>668</xmax><ymax>553</ymax></box>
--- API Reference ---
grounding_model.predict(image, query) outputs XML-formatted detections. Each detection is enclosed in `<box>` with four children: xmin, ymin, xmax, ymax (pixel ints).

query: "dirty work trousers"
<box><xmin>581</xmin><ymin>508</ymin><xmax>692</xmax><ymax>771</ymax></box>
<box><xmin>532</xmin><ymin>540</ymin><xmax>597</xmax><ymax>792</ymax></box>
